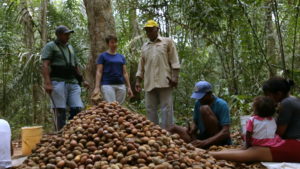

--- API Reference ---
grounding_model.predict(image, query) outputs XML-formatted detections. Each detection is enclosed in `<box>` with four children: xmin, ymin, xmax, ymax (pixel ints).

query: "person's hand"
<box><xmin>186</xmin><ymin>124</ymin><xmax>193</xmax><ymax>135</ymax></box>
<box><xmin>167</xmin><ymin>76</ymin><xmax>178</xmax><ymax>88</ymax></box>
<box><xmin>187</xmin><ymin>122</ymin><xmax>197</xmax><ymax>135</ymax></box>
<box><xmin>92</xmin><ymin>87</ymin><xmax>100</xmax><ymax>96</ymax></box>
<box><xmin>83</xmin><ymin>81</ymin><xmax>90</xmax><ymax>89</ymax></box>
<box><xmin>135</xmin><ymin>81</ymin><xmax>142</xmax><ymax>93</ymax></box>
<box><xmin>127</xmin><ymin>87</ymin><xmax>134</xmax><ymax>98</ymax></box>
<box><xmin>191</xmin><ymin>140</ymin><xmax>207</xmax><ymax>148</ymax></box>
<box><xmin>44</xmin><ymin>83</ymin><xmax>53</xmax><ymax>94</ymax></box>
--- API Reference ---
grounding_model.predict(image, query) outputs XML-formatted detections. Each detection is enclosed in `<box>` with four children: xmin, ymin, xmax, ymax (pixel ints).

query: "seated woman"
<box><xmin>210</xmin><ymin>77</ymin><xmax>300</xmax><ymax>162</ymax></box>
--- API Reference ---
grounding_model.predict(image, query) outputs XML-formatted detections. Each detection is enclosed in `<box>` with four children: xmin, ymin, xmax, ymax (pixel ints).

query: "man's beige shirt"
<box><xmin>136</xmin><ymin>36</ymin><xmax>180</xmax><ymax>92</ymax></box>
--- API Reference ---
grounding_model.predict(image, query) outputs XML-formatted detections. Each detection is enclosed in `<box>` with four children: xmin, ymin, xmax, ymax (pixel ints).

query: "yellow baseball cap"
<box><xmin>144</xmin><ymin>20</ymin><xmax>159</xmax><ymax>28</ymax></box>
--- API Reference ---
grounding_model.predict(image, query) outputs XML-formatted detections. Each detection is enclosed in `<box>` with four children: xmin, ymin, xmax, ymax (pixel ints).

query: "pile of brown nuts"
<box><xmin>20</xmin><ymin>101</ymin><xmax>224</xmax><ymax>169</ymax></box>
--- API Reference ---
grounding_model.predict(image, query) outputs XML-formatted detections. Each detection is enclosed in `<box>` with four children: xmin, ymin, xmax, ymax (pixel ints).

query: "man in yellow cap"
<box><xmin>135</xmin><ymin>20</ymin><xmax>180</xmax><ymax>129</ymax></box>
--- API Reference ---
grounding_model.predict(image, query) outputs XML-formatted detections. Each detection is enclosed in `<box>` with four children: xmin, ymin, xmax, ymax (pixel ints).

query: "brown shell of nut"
<box><xmin>20</xmin><ymin>101</ymin><xmax>230</xmax><ymax>169</ymax></box>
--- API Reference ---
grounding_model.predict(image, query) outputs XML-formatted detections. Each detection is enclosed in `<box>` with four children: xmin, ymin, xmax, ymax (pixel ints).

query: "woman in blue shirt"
<box><xmin>93</xmin><ymin>35</ymin><xmax>133</xmax><ymax>104</ymax></box>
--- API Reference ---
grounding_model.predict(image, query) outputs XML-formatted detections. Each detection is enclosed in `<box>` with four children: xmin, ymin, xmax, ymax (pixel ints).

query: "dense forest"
<box><xmin>1</xmin><ymin>0</ymin><xmax>300</xmax><ymax>138</ymax></box>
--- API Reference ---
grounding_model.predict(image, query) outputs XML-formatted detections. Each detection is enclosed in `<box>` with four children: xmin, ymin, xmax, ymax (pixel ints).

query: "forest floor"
<box><xmin>12</xmin><ymin>140</ymin><xmax>22</xmax><ymax>157</ymax></box>
<box><xmin>11</xmin><ymin>131</ymin><xmax>266</xmax><ymax>168</ymax></box>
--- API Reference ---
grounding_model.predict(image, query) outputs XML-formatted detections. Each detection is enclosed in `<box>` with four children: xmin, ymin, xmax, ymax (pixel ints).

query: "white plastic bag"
<box><xmin>262</xmin><ymin>162</ymin><xmax>300</xmax><ymax>169</ymax></box>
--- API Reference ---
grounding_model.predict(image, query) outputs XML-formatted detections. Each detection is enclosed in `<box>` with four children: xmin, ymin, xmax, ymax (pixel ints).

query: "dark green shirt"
<box><xmin>277</xmin><ymin>96</ymin><xmax>300</xmax><ymax>139</ymax></box>
<box><xmin>41</xmin><ymin>41</ymin><xmax>78</xmax><ymax>83</ymax></box>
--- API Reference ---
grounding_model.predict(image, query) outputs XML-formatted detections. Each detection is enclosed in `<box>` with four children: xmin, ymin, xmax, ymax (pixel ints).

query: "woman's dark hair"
<box><xmin>262</xmin><ymin>77</ymin><xmax>294</xmax><ymax>95</ymax></box>
<box><xmin>105</xmin><ymin>35</ymin><xmax>118</xmax><ymax>44</ymax></box>
<box><xmin>253</xmin><ymin>96</ymin><xmax>276</xmax><ymax>117</ymax></box>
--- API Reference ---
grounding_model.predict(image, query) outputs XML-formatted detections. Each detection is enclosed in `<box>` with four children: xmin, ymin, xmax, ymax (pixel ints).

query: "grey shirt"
<box><xmin>277</xmin><ymin>96</ymin><xmax>300</xmax><ymax>139</ymax></box>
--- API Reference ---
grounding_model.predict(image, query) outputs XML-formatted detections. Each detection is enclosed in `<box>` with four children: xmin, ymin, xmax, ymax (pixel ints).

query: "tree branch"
<box><xmin>272</xmin><ymin>0</ymin><xmax>287</xmax><ymax>77</ymax></box>
<box><xmin>237</xmin><ymin>0</ymin><xmax>274</xmax><ymax>75</ymax></box>
<box><xmin>292</xmin><ymin>0</ymin><xmax>300</xmax><ymax>79</ymax></box>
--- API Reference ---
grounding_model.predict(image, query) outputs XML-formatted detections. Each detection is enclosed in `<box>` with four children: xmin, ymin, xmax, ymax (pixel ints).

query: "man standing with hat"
<box><xmin>135</xmin><ymin>20</ymin><xmax>180</xmax><ymax>129</ymax></box>
<box><xmin>41</xmin><ymin>25</ymin><xmax>84</xmax><ymax>131</ymax></box>
<box><xmin>169</xmin><ymin>81</ymin><xmax>231</xmax><ymax>148</ymax></box>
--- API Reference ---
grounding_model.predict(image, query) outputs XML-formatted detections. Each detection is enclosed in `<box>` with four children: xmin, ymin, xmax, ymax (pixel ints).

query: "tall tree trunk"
<box><xmin>20</xmin><ymin>0</ymin><xmax>38</xmax><ymax>123</ymax></box>
<box><xmin>20</xmin><ymin>1</ymin><xmax>34</xmax><ymax>50</ymax></box>
<box><xmin>265</xmin><ymin>0</ymin><xmax>276</xmax><ymax>77</ymax></box>
<box><xmin>40</xmin><ymin>0</ymin><xmax>48</xmax><ymax>124</ymax></box>
<box><xmin>229</xmin><ymin>29</ymin><xmax>238</xmax><ymax>94</ymax></box>
<box><xmin>128</xmin><ymin>0</ymin><xmax>142</xmax><ymax>101</ymax></box>
<box><xmin>128</xmin><ymin>0</ymin><xmax>140</xmax><ymax>39</ymax></box>
<box><xmin>40</xmin><ymin>0</ymin><xmax>48</xmax><ymax>47</ymax></box>
<box><xmin>83</xmin><ymin>0</ymin><xmax>116</xmax><ymax>90</ymax></box>
<box><xmin>238</xmin><ymin>0</ymin><xmax>274</xmax><ymax>76</ymax></box>
<box><xmin>272</xmin><ymin>0</ymin><xmax>286</xmax><ymax>76</ymax></box>
<box><xmin>1</xmin><ymin>50</ymin><xmax>7</xmax><ymax>116</ymax></box>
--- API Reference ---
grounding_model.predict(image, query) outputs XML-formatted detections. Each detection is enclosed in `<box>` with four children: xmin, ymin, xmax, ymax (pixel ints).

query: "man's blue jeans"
<box><xmin>50</xmin><ymin>81</ymin><xmax>83</xmax><ymax>130</ymax></box>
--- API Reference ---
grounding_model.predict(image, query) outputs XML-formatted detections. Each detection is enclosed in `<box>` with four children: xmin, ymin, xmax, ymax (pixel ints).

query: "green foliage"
<box><xmin>114</xmin><ymin>0</ymin><xmax>300</xmax><ymax>127</ymax></box>
<box><xmin>2</xmin><ymin>0</ymin><xmax>300</xmax><ymax>139</ymax></box>
<box><xmin>0</xmin><ymin>0</ymin><xmax>90</xmax><ymax>139</ymax></box>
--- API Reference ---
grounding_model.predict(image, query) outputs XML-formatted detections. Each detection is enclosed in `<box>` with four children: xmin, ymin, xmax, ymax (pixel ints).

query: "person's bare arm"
<box><xmin>204</xmin><ymin>125</ymin><xmax>230</xmax><ymax>145</ymax></box>
<box><xmin>93</xmin><ymin>64</ymin><xmax>103</xmax><ymax>95</ymax></box>
<box><xmin>167</xmin><ymin>38</ymin><xmax>180</xmax><ymax>87</ymax></box>
<box><xmin>245</xmin><ymin>131</ymin><xmax>252</xmax><ymax>148</ymax></box>
<box><xmin>123</xmin><ymin>65</ymin><xmax>133</xmax><ymax>98</ymax></box>
<box><xmin>210</xmin><ymin>146</ymin><xmax>272</xmax><ymax>162</ymax></box>
<box><xmin>135</xmin><ymin>77</ymin><xmax>142</xmax><ymax>92</ymax></box>
<box><xmin>75</xmin><ymin>66</ymin><xmax>81</xmax><ymax>76</ymax></box>
<box><xmin>135</xmin><ymin>56</ymin><xmax>144</xmax><ymax>92</ymax></box>
<box><xmin>168</xmin><ymin>69</ymin><xmax>180</xmax><ymax>87</ymax></box>
<box><xmin>191</xmin><ymin>125</ymin><xmax>230</xmax><ymax>148</ymax></box>
<box><xmin>187</xmin><ymin>121</ymin><xmax>197</xmax><ymax>135</ymax></box>
<box><xmin>277</xmin><ymin>125</ymin><xmax>288</xmax><ymax>137</ymax></box>
<box><xmin>276</xmin><ymin>103</ymin><xmax>291</xmax><ymax>137</ymax></box>
<box><xmin>42</xmin><ymin>60</ymin><xmax>52</xmax><ymax>94</ymax></box>
<box><xmin>75</xmin><ymin>66</ymin><xmax>89</xmax><ymax>88</ymax></box>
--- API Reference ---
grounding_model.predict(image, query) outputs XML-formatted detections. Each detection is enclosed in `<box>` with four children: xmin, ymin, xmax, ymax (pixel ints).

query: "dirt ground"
<box><xmin>12</xmin><ymin>140</ymin><xmax>22</xmax><ymax>157</ymax></box>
